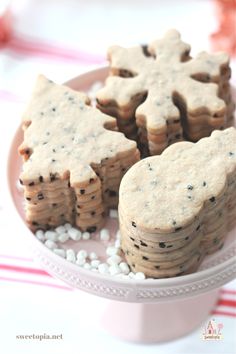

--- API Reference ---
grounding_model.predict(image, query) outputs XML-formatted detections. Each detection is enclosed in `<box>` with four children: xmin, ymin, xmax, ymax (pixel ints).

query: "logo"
<box><xmin>202</xmin><ymin>319</ymin><xmax>223</xmax><ymax>340</ymax></box>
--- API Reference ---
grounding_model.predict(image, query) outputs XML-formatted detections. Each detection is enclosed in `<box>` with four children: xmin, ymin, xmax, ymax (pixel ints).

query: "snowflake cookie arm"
<box><xmin>183</xmin><ymin>51</ymin><xmax>230</xmax><ymax>82</ymax></box>
<box><xmin>96</xmin><ymin>75</ymin><xmax>147</xmax><ymax>107</ymax></box>
<box><xmin>108</xmin><ymin>45</ymin><xmax>151</xmax><ymax>76</ymax></box>
<box><xmin>136</xmin><ymin>89</ymin><xmax>180</xmax><ymax>132</ymax></box>
<box><xmin>148</xmin><ymin>29</ymin><xmax>191</xmax><ymax>64</ymax></box>
<box><xmin>176</xmin><ymin>77</ymin><xmax>226</xmax><ymax>116</ymax></box>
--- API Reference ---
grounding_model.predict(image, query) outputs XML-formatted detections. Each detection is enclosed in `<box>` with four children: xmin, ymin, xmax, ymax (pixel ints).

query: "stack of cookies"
<box><xmin>119</xmin><ymin>128</ymin><xmax>236</xmax><ymax>278</ymax></box>
<box><xmin>96</xmin><ymin>29</ymin><xmax>234</xmax><ymax>156</ymax></box>
<box><xmin>19</xmin><ymin>75</ymin><xmax>140</xmax><ymax>232</ymax></box>
<box><xmin>182</xmin><ymin>51</ymin><xmax>234</xmax><ymax>142</ymax></box>
<box><xmin>119</xmin><ymin>212</ymin><xmax>204</xmax><ymax>278</ymax></box>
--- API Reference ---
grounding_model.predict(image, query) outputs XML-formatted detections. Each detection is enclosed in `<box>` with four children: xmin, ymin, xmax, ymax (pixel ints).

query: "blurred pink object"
<box><xmin>0</xmin><ymin>2</ymin><xmax>12</xmax><ymax>43</ymax></box>
<box><xmin>211</xmin><ymin>0</ymin><xmax>236</xmax><ymax>56</ymax></box>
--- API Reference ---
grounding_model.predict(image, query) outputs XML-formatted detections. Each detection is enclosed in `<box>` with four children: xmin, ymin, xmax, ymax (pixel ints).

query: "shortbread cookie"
<box><xmin>119</xmin><ymin>128</ymin><xmax>236</xmax><ymax>278</ymax></box>
<box><xmin>127</xmin><ymin>249</ymin><xmax>204</xmax><ymax>278</ymax></box>
<box><xmin>96</xmin><ymin>29</ymin><xmax>234</xmax><ymax>156</ymax></box>
<box><xmin>121</xmin><ymin>229</ymin><xmax>203</xmax><ymax>262</ymax></box>
<box><xmin>19</xmin><ymin>75</ymin><xmax>140</xmax><ymax>231</ymax></box>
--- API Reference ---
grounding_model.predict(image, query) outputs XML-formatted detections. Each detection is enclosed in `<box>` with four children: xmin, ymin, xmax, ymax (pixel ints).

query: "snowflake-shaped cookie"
<box><xmin>97</xmin><ymin>29</ymin><xmax>233</xmax><ymax>155</ymax></box>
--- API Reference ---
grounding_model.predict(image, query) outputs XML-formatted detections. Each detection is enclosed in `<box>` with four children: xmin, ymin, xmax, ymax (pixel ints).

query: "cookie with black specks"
<box><xmin>121</xmin><ymin>228</ymin><xmax>203</xmax><ymax>262</ymax></box>
<box><xmin>119</xmin><ymin>128</ymin><xmax>236</xmax><ymax>278</ymax></box>
<box><xmin>120</xmin><ymin>219</ymin><xmax>201</xmax><ymax>252</ymax></box>
<box><xmin>18</xmin><ymin>75</ymin><xmax>140</xmax><ymax>231</ymax></box>
<box><xmin>123</xmin><ymin>246</ymin><xmax>203</xmax><ymax>271</ymax></box>
<box><xmin>127</xmin><ymin>249</ymin><xmax>204</xmax><ymax>278</ymax></box>
<box><xmin>96</xmin><ymin>29</ymin><xmax>234</xmax><ymax>156</ymax></box>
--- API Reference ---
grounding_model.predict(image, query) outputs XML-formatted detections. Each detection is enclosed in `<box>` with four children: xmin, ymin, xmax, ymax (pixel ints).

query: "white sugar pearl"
<box><xmin>134</xmin><ymin>272</ymin><xmax>146</xmax><ymax>280</ymax></box>
<box><xmin>109</xmin><ymin>264</ymin><xmax>121</xmax><ymax>276</ymax></box>
<box><xmin>109</xmin><ymin>209</ymin><xmax>118</xmax><ymax>218</ymax></box>
<box><xmin>53</xmin><ymin>248</ymin><xmax>66</xmax><ymax>258</ymax></box>
<box><xmin>44</xmin><ymin>240</ymin><xmax>58</xmax><ymax>249</ymax></box>
<box><xmin>82</xmin><ymin>232</ymin><xmax>90</xmax><ymax>240</ymax></box>
<box><xmin>107</xmin><ymin>255</ymin><xmax>122</xmax><ymax>265</ymax></box>
<box><xmin>100</xmin><ymin>228</ymin><xmax>110</xmax><ymax>241</ymax></box>
<box><xmin>55</xmin><ymin>225</ymin><xmax>66</xmax><ymax>234</ymax></box>
<box><xmin>64</xmin><ymin>223</ymin><xmax>72</xmax><ymax>230</ymax></box>
<box><xmin>66</xmin><ymin>249</ymin><xmax>76</xmax><ymax>263</ymax></box>
<box><xmin>76</xmin><ymin>257</ymin><xmax>86</xmax><ymax>266</ymax></box>
<box><xmin>128</xmin><ymin>272</ymin><xmax>135</xmax><ymax>279</ymax></box>
<box><xmin>83</xmin><ymin>262</ymin><xmax>91</xmax><ymax>270</ymax></box>
<box><xmin>106</xmin><ymin>246</ymin><xmax>118</xmax><ymax>256</ymax></box>
<box><xmin>89</xmin><ymin>252</ymin><xmax>98</xmax><ymax>260</ymax></box>
<box><xmin>114</xmin><ymin>239</ymin><xmax>121</xmax><ymax>248</ymax></box>
<box><xmin>119</xmin><ymin>262</ymin><xmax>130</xmax><ymax>275</ymax></box>
<box><xmin>116</xmin><ymin>230</ymin><xmax>121</xmax><ymax>240</ymax></box>
<box><xmin>45</xmin><ymin>230</ymin><xmax>58</xmax><ymax>242</ymax></box>
<box><xmin>68</xmin><ymin>228</ymin><xmax>82</xmax><ymax>241</ymax></box>
<box><xmin>58</xmin><ymin>232</ymin><xmax>69</xmax><ymax>243</ymax></box>
<box><xmin>98</xmin><ymin>263</ymin><xmax>109</xmax><ymax>274</ymax></box>
<box><xmin>77</xmin><ymin>250</ymin><xmax>88</xmax><ymax>259</ymax></box>
<box><xmin>91</xmin><ymin>260</ymin><xmax>100</xmax><ymax>269</ymax></box>
<box><xmin>35</xmin><ymin>230</ymin><xmax>45</xmax><ymax>241</ymax></box>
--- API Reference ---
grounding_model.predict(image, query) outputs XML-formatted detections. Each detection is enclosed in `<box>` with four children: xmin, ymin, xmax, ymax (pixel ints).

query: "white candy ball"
<box><xmin>82</xmin><ymin>232</ymin><xmax>90</xmax><ymax>240</ymax></box>
<box><xmin>134</xmin><ymin>272</ymin><xmax>146</xmax><ymax>280</ymax></box>
<box><xmin>58</xmin><ymin>233</ymin><xmax>69</xmax><ymax>243</ymax></box>
<box><xmin>68</xmin><ymin>227</ymin><xmax>82</xmax><ymax>241</ymax></box>
<box><xmin>128</xmin><ymin>272</ymin><xmax>135</xmax><ymax>279</ymax></box>
<box><xmin>55</xmin><ymin>225</ymin><xmax>66</xmax><ymax>234</ymax></box>
<box><xmin>98</xmin><ymin>263</ymin><xmax>109</xmax><ymax>274</ymax></box>
<box><xmin>77</xmin><ymin>250</ymin><xmax>88</xmax><ymax>259</ymax></box>
<box><xmin>45</xmin><ymin>230</ymin><xmax>58</xmax><ymax>242</ymax></box>
<box><xmin>44</xmin><ymin>240</ymin><xmax>58</xmax><ymax>249</ymax></box>
<box><xmin>89</xmin><ymin>252</ymin><xmax>98</xmax><ymax>260</ymax></box>
<box><xmin>53</xmin><ymin>248</ymin><xmax>66</xmax><ymax>258</ymax></box>
<box><xmin>107</xmin><ymin>255</ymin><xmax>122</xmax><ymax>265</ymax></box>
<box><xmin>66</xmin><ymin>249</ymin><xmax>76</xmax><ymax>263</ymax></box>
<box><xmin>64</xmin><ymin>223</ymin><xmax>72</xmax><ymax>230</ymax></box>
<box><xmin>119</xmin><ymin>262</ymin><xmax>130</xmax><ymax>275</ymax></box>
<box><xmin>109</xmin><ymin>209</ymin><xmax>118</xmax><ymax>218</ymax></box>
<box><xmin>109</xmin><ymin>264</ymin><xmax>121</xmax><ymax>276</ymax></box>
<box><xmin>35</xmin><ymin>230</ymin><xmax>45</xmax><ymax>241</ymax></box>
<box><xmin>91</xmin><ymin>260</ymin><xmax>100</xmax><ymax>269</ymax></box>
<box><xmin>100</xmin><ymin>228</ymin><xmax>110</xmax><ymax>241</ymax></box>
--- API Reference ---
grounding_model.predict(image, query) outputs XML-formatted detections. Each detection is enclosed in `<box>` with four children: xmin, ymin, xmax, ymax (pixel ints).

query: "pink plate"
<box><xmin>7</xmin><ymin>67</ymin><xmax>236</xmax><ymax>343</ymax></box>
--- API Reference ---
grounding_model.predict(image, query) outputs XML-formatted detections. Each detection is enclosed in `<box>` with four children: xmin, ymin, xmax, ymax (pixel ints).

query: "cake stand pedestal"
<box><xmin>101</xmin><ymin>289</ymin><xmax>220</xmax><ymax>343</ymax></box>
<box><xmin>7</xmin><ymin>67</ymin><xmax>236</xmax><ymax>343</ymax></box>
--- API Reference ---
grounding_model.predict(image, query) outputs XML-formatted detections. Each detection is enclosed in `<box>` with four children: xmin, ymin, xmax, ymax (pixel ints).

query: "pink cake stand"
<box><xmin>7</xmin><ymin>68</ymin><xmax>236</xmax><ymax>343</ymax></box>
